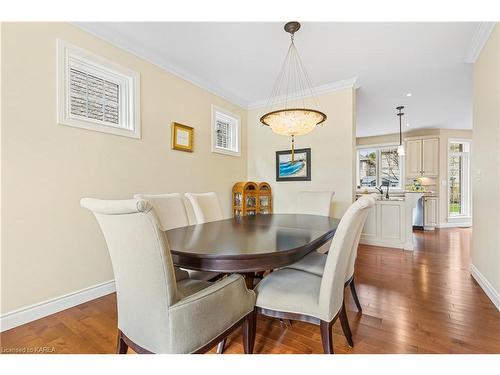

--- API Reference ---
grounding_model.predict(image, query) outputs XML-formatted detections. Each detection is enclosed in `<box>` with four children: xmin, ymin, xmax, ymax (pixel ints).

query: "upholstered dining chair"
<box><xmin>286</xmin><ymin>194</ymin><xmax>376</xmax><ymax>313</ymax></box>
<box><xmin>297</xmin><ymin>191</ymin><xmax>335</xmax><ymax>254</ymax></box>
<box><xmin>251</xmin><ymin>196</ymin><xmax>375</xmax><ymax>354</ymax></box>
<box><xmin>134</xmin><ymin>193</ymin><xmax>221</xmax><ymax>282</ymax></box>
<box><xmin>184</xmin><ymin>192</ymin><xmax>224</xmax><ymax>224</ymax></box>
<box><xmin>297</xmin><ymin>191</ymin><xmax>335</xmax><ymax>216</ymax></box>
<box><xmin>81</xmin><ymin>198</ymin><xmax>256</xmax><ymax>354</ymax></box>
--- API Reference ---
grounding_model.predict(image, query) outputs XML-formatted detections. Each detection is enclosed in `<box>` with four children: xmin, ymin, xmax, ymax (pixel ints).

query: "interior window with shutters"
<box><xmin>57</xmin><ymin>40</ymin><xmax>140</xmax><ymax>139</ymax></box>
<box><xmin>211</xmin><ymin>105</ymin><xmax>241</xmax><ymax>156</ymax></box>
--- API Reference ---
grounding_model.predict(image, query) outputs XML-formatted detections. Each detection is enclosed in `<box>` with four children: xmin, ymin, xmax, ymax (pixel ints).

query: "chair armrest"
<box><xmin>168</xmin><ymin>274</ymin><xmax>256</xmax><ymax>353</ymax></box>
<box><xmin>171</xmin><ymin>274</ymin><xmax>254</xmax><ymax>310</ymax></box>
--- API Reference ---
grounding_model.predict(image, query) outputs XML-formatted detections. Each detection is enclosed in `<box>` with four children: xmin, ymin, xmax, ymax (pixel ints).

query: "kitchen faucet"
<box><xmin>375</xmin><ymin>183</ymin><xmax>390</xmax><ymax>199</ymax></box>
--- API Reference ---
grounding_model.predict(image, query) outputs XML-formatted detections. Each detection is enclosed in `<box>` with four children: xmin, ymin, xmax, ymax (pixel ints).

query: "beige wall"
<box><xmin>357</xmin><ymin>128</ymin><xmax>473</xmax><ymax>225</ymax></box>
<box><xmin>247</xmin><ymin>88</ymin><xmax>356</xmax><ymax>218</ymax></box>
<box><xmin>1</xmin><ymin>23</ymin><xmax>247</xmax><ymax>313</ymax></box>
<box><xmin>472</xmin><ymin>24</ymin><xmax>500</xmax><ymax>297</ymax></box>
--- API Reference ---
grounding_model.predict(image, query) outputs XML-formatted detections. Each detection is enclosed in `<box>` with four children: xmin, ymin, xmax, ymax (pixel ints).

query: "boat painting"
<box><xmin>276</xmin><ymin>148</ymin><xmax>311</xmax><ymax>181</ymax></box>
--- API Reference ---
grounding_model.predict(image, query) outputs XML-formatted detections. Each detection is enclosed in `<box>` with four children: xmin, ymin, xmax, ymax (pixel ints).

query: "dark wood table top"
<box><xmin>166</xmin><ymin>214</ymin><xmax>339</xmax><ymax>273</ymax></box>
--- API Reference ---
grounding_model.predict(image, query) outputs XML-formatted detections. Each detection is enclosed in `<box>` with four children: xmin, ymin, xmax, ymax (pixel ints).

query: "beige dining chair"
<box><xmin>81</xmin><ymin>198</ymin><xmax>256</xmax><ymax>354</ymax></box>
<box><xmin>286</xmin><ymin>194</ymin><xmax>376</xmax><ymax>313</ymax></box>
<box><xmin>251</xmin><ymin>196</ymin><xmax>375</xmax><ymax>353</ymax></box>
<box><xmin>185</xmin><ymin>192</ymin><xmax>224</xmax><ymax>224</ymax></box>
<box><xmin>297</xmin><ymin>191</ymin><xmax>335</xmax><ymax>216</ymax></box>
<box><xmin>134</xmin><ymin>193</ymin><xmax>221</xmax><ymax>282</ymax></box>
<box><xmin>297</xmin><ymin>191</ymin><xmax>335</xmax><ymax>254</ymax></box>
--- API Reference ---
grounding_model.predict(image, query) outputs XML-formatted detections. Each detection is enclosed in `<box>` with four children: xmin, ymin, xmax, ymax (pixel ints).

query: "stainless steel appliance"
<box><xmin>413</xmin><ymin>196</ymin><xmax>424</xmax><ymax>230</ymax></box>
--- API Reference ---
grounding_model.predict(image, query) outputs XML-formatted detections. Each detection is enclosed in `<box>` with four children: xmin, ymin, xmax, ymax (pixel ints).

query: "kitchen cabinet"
<box><xmin>405</xmin><ymin>138</ymin><xmax>439</xmax><ymax>178</ymax></box>
<box><xmin>424</xmin><ymin>196</ymin><xmax>438</xmax><ymax>229</ymax></box>
<box><xmin>359</xmin><ymin>193</ymin><xmax>423</xmax><ymax>250</ymax></box>
<box><xmin>406</xmin><ymin>140</ymin><xmax>422</xmax><ymax>178</ymax></box>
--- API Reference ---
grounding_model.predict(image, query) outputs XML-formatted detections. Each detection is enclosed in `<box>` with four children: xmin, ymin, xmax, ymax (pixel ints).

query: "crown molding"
<box><xmin>464</xmin><ymin>22</ymin><xmax>496</xmax><ymax>64</ymax></box>
<box><xmin>246</xmin><ymin>76</ymin><xmax>359</xmax><ymax>110</ymax></box>
<box><xmin>74</xmin><ymin>23</ymin><xmax>359</xmax><ymax>112</ymax></box>
<box><xmin>73</xmin><ymin>23</ymin><xmax>250</xmax><ymax>109</ymax></box>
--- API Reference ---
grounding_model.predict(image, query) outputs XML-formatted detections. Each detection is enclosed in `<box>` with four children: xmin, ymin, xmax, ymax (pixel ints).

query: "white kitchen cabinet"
<box><xmin>360</xmin><ymin>200</ymin><xmax>404</xmax><ymax>248</ymax></box>
<box><xmin>405</xmin><ymin>138</ymin><xmax>439</xmax><ymax>178</ymax></box>
<box><xmin>424</xmin><ymin>196</ymin><xmax>438</xmax><ymax>229</ymax></box>
<box><xmin>406</xmin><ymin>140</ymin><xmax>423</xmax><ymax>178</ymax></box>
<box><xmin>359</xmin><ymin>193</ymin><xmax>423</xmax><ymax>251</ymax></box>
<box><xmin>422</xmin><ymin>138</ymin><xmax>439</xmax><ymax>177</ymax></box>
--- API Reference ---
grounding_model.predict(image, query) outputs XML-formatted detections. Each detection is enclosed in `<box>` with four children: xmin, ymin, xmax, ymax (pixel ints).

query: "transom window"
<box><xmin>211</xmin><ymin>105</ymin><xmax>241</xmax><ymax>157</ymax></box>
<box><xmin>357</xmin><ymin>146</ymin><xmax>403</xmax><ymax>189</ymax></box>
<box><xmin>57</xmin><ymin>40</ymin><xmax>140</xmax><ymax>139</ymax></box>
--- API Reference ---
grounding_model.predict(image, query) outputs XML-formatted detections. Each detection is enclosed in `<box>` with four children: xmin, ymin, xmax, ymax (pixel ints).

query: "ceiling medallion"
<box><xmin>260</xmin><ymin>21</ymin><xmax>327</xmax><ymax>163</ymax></box>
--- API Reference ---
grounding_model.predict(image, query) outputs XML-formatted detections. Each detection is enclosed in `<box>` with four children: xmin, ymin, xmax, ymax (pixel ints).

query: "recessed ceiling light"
<box><xmin>406</xmin><ymin>92</ymin><xmax>412</xmax><ymax>97</ymax></box>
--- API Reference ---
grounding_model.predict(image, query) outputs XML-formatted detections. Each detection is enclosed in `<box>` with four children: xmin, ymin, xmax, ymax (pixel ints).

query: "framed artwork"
<box><xmin>275</xmin><ymin>148</ymin><xmax>311</xmax><ymax>181</ymax></box>
<box><xmin>171</xmin><ymin>122</ymin><xmax>194</xmax><ymax>152</ymax></box>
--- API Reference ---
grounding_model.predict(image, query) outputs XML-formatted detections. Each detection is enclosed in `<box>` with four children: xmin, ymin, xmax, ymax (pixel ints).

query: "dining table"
<box><xmin>166</xmin><ymin>213</ymin><xmax>340</xmax><ymax>288</ymax></box>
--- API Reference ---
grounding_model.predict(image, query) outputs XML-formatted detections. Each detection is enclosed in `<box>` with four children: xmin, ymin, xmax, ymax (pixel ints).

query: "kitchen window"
<box><xmin>357</xmin><ymin>146</ymin><xmax>403</xmax><ymax>189</ymax></box>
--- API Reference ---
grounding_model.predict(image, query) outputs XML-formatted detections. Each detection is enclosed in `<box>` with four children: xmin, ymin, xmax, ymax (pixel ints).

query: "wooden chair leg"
<box><xmin>339</xmin><ymin>302</ymin><xmax>354</xmax><ymax>347</ymax></box>
<box><xmin>319</xmin><ymin>320</ymin><xmax>334</xmax><ymax>354</ymax></box>
<box><xmin>216</xmin><ymin>338</ymin><xmax>227</xmax><ymax>354</ymax></box>
<box><xmin>242</xmin><ymin>310</ymin><xmax>256</xmax><ymax>354</ymax></box>
<box><xmin>349</xmin><ymin>278</ymin><xmax>363</xmax><ymax>312</ymax></box>
<box><xmin>116</xmin><ymin>330</ymin><xmax>128</xmax><ymax>354</ymax></box>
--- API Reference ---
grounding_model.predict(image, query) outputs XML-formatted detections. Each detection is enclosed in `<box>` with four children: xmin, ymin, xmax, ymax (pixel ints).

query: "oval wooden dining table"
<box><xmin>165</xmin><ymin>213</ymin><xmax>340</xmax><ymax>287</ymax></box>
<box><xmin>166</xmin><ymin>213</ymin><xmax>339</xmax><ymax>353</ymax></box>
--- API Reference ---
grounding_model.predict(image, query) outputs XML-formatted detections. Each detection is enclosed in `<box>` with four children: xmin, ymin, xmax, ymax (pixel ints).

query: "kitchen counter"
<box><xmin>359</xmin><ymin>192</ymin><xmax>423</xmax><ymax>251</ymax></box>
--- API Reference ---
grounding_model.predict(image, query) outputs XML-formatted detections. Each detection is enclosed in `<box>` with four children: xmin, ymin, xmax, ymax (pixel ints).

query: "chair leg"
<box><xmin>242</xmin><ymin>310</ymin><xmax>256</xmax><ymax>354</ymax></box>
<box><xmin>116</xmin><ymin>330</ymin><xmax>128</xmax><ymax>354</ymax></box>
<box><xmin>349</xmin><ymin>277</ymin><xmax>363</xmax><ymax>312</ymax></box>
<box><xmin>216</xmin><ymin>339</ymin><xmax>227</xmax><ymax>354</ymax></box>
<box><xmin>319</xmin><ymin>320</ymin><xmax>334</xmax><ymax>354</ymax></box>
<box><xmin>339</xmin><ymin>302</ymin><xmax>354</xmax><ymax>347</ymax></box>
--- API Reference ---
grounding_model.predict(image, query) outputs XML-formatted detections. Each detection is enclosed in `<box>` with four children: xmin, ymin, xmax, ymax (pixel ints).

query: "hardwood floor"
<box><xmin>1</xmin><ymin>228</ymin><xmax>499</xmax><ymax>354</ymax></box>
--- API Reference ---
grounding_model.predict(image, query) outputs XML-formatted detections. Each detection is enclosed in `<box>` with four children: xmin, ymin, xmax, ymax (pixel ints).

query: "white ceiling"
<box><xmin>76</xmin><ymin>22</ymin><xmax>480</xmax><ymax>137</ymax></box>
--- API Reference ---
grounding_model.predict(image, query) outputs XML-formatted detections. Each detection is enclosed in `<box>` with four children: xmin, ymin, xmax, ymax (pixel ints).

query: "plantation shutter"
<box><xmin>216</xmin><ymin>119</ymin><xmax>232</xmax><ymax>150</ymax></box>
<box><xmin>69</xmin><ymin>67</ymin><xmax>120</xmax><ymax>125</ymax></box>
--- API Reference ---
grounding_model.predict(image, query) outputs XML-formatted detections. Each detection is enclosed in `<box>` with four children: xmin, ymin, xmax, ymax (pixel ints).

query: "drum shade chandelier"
<box><xmin>260</xmin><ymin>22</ymin><xmax>327</xmax><ymax>162</ymax></box>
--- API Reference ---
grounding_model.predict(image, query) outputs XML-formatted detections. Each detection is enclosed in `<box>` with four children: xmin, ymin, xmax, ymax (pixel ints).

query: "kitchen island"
<box><xmin>358</xmin><ymin>192</ymin><xmax>423</xmax><ymax>251</ymax></box>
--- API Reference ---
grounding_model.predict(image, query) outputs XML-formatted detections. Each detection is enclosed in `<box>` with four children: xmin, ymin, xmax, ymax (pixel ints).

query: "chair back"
<box><xmin>134</xmin><ymin>193</ymin><xmax>189</xmax><ymax>231</ymax></box>
<box><xmin>184</xmin><ymin>192</ymin><xmax>224</xmax><ymax>224</ymax></box>
<box><xmin>345</xmin><ymin>194</ymin><xmax>376</xmax><ymax>281</ymax></box>
<box><xmin>297</xmin><ymin>191</ymin><xmax>335</xmax><ymax>216</ymax></box>
<box><xmin>81</xmin><ymin>198</ymin><xmax>179</xmax><ymax>352</ymax></box>
<box><xmin>318</xmin><ymin>196</ymin><xmax>375</xmax><ymax>321</ymax></box>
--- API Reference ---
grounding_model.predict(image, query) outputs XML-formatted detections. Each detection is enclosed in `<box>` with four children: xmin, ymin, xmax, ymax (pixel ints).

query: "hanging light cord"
<box><xmin>397</xmin><ymin>106</ymin><xmax>404</xmax><ymax>146</ymax></box>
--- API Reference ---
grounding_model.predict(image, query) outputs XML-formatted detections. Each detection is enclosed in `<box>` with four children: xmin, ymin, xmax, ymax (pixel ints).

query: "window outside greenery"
<box><xmin>358</xmin><ymin>146</ymin><xmax>402</xmax><ymax>188</ymax></box>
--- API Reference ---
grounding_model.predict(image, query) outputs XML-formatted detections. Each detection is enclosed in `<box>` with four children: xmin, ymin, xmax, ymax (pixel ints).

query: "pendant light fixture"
<box><xmin>260</xmin><ymin>22</ymin><xmax>327</xmax><ymax>162</ymax></box>
<box><xmin>396</xmin><ymin>106</ymin><xmax>405</xmax><ymax>156</ymax></box>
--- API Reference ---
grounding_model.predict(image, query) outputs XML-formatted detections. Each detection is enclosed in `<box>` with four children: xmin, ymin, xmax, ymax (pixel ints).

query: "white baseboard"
<box><xmin>470</xmin><ymin>264</ymin><xmax>500</xmax><ymax>311</ymax></box>
<box><xmin>437</xmin><ymin>222</ymin><xmax>472</xmax><ymax>228</ymax></box>
<box><xmin>360</xmin><ymin>238</ymin><xmax>407</xmax><ymax>251</ymax></box>
<box><xmin>0</xmin><ymin>280</ymin><xmax>116</xmax><ymax>332</ymax></box>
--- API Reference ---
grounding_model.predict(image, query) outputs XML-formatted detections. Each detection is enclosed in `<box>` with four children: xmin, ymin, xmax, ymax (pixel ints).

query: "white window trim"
<box><xmin>57</xmin><ymin>39</ymin><xmax>141</xmax><ymax>139</ymax></box>
<box><xmin>211</xmin><ymin>105</ymin><xmax>241</xmax><ymax>157</ymax></box>
<box><xmin>356</xmin><ymin>144</ymin><xmax>405</xmax><ymax>192</ymax></box>
<box><xmin>447</xmin><ymin>139</ymin><xmax>472</xmax><ymax>220</ymax></box>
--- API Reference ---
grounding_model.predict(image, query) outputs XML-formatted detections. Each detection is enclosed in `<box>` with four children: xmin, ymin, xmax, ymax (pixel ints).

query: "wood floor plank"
<box><xmin>1</xmin><ymin>228</ymin><xmax>499</xmax><ymax>354</ymax></box>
